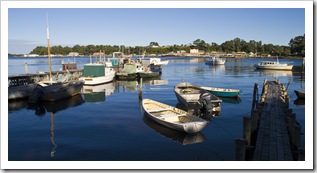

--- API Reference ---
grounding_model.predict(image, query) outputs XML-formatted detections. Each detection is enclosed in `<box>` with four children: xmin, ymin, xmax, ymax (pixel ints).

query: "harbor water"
<box><xmin>7</xmin><ymin>56</ymin><xmax>305</xmax><ymax>161</ymax></box>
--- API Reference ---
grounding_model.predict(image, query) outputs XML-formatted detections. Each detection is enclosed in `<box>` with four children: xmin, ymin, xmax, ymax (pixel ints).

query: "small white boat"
<box><xmin>142</xmin><ymin>99</ymin><xmax>208</xmax><ymax>133</ymax></box>
<box><xmin>141</xmin><ymin>57</ymin><xmax>169</xmax><ymax>67</ymax></box>
<box><xmin>79</xmin><ymin>64</ymin><xmax>116</xmax><ymax>85</ymax></box>
<box><xmin>254</xmin><ymin>57</ymin><xmax>293</xmax><ymax>70</ymax></box>
<box><xmin>205</xmin><ymin>57</ymin><xmax>226</xmax><ymax>65</ymax></box>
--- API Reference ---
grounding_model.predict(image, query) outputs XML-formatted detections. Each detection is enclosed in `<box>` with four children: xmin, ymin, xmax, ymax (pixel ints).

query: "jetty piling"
<box><xmin>235</xmin><ymin>79</ymin><xmax>304</xmax><ymax>161</ymax></box>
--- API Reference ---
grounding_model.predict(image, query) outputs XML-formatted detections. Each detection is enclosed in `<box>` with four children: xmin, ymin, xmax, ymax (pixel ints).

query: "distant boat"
<box><xmin>28</xmin><ymin>15</ymin><xmax>84</xmax><ymax>104</ymax></box>
<box><xmin>142</xmin><ymin>98</ymin><xmax>208</xmax><ymax>133</ymax></box>
<box><xmin>79</xmin><ymin>63</ymin><xmax>116</xmax><ymax>85</ymax></box>
<box><xmin>294</xmin><ymin>90</ymin><xmax>305</xmax><ymax>99</ymax></box>
<box><xmin>254</xmin><ymin>56</ymin><xmax>293</xmax><ymax>70</ymax></box>
<box><xmin>205</xmin><ymin>57</ymin><xmax>226</xmax><ymax>65</ymax></box>
<box><xmin>141</xmin><ymin>57</ymin><xmax>169</xmax><ymax>67</ymax></box>
<box><xmin>200</xmin><ymin>86</ymin><xmax>241</xmax><ymax>97</ymax></box>
<box><xmin>61</xmin><ymin>59</ymin><xmax>77</xmax><ymax>71</ymax></box>
<box><xmin>116</xmin><ymin>63</ymin><xmax>145</xmax><ymax>80</ymax></box>
<box><xmin>174</xmin><ymin>82</ymin><xmax>222</xmax><ymax>112</ymax></box>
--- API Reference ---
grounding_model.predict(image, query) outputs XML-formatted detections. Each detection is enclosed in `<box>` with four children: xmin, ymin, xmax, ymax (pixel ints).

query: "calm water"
<box><xmin>8</xmin><ymin>56</ymin><xmax>305</xmax><ymax>161</ymax></box>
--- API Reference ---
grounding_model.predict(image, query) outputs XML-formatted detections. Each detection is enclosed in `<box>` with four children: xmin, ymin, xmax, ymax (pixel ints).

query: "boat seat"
<box><xmin>148</xmin><ymin>108</ymin><xmax>170</xmax><ymax>113</ymax></box>
<box><xmin>160</xmin><ymin>114</ymin><xmax>180</xmax><ymax>122</ymax></box>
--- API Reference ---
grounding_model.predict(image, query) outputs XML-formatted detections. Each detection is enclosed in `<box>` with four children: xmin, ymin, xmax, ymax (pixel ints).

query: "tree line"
<box><xmin>27</xmin><ymin>35</ymin><xmax>305</xmax><ymax>57</ymax></box>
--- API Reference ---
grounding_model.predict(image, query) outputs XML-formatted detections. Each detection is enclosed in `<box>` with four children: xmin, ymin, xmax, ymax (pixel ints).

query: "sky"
<box><xmin>7</xmin><ymin>4</ymin><xmax>305</xmax><ymax>54</ymax></box>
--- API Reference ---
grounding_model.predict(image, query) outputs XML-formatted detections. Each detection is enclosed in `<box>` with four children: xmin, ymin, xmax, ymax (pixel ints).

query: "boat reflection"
<box><xmin>81</xmin><ymin>82</ymin><xmax>115</xmax><ymax>103</ymax></box>
<box><xmin>143</xmin><ymin>115</ymin><xmax>206</xmax><ymax>145</ymax></box>
<box><xmin>29</xmin><ymin>94</ymin><xmax>85</xmax><ymax>115</ymax></box>
<box><xmin>116</xmin><ymin>76</ymin><xmax>168</xmax><ymax>92</ymax></box>
<box><xmin>294</xmin><ymin>98</ymin><xmax>305</xmax><ymax>105</ymax></box>
<box><xmin>219</xmin><ymin>96</ymin><xmax>242</xmax><ymax>104</ymax></box>
<box><xmin>208</xmin><ymin>64</ymin><xmax>225</xmax><ymax>76</ymax></box>
<box><xmin>8</xmin><ymin>99</ymin><xmax>29</xmax><ymax>112</ymax></box>
<box><xmin>255</xmin><ymin>69</ymin><xmax>293</xmax><ymax>77</ymax></box>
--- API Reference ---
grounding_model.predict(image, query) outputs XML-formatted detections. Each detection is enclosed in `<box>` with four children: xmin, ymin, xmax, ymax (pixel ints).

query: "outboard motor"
<box><xmin>199</xmin><ymin>91</ymin><xmax>217</xmax><ymax>113</ymax></box>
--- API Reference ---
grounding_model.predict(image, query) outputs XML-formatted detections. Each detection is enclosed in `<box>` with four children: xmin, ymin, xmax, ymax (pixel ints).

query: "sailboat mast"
<box><xmin>46</xmin><ymin>14</ymin><xmax>53</xmax><ymax>81</ymax></box>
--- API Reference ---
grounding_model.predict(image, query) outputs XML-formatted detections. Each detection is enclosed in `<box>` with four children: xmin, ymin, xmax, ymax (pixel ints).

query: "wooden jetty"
<box><xmin>8</xmin><ymin>70</ymin><xmax>83</xmax><ymax>100</ymax></box>
<box><xmin>235</xmin><ymin>78</ymin><xmax>304</xmax><ymax>161</ymax></box>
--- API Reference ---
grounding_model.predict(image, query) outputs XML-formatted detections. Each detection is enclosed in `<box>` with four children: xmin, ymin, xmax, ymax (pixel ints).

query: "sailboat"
<box><xmin>28</xmin><ymin>15</ymin><xmax>84</xmax><ymax>104</ymax></box>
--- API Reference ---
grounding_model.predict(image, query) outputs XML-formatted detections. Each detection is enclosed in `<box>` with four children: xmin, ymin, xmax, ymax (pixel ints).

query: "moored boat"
<box><xmin>205</xmin><ymin>57</ymin><xmax>226</xmax><ymax>65</ymax></box>
<box><xmin>254</xmin><ymin>57</ymin><xmax>293</xmax><ymax>70</ymax></box>
<box><xmin>174</xmin><ymin>82</ymin><xmax>222</xmax><ymax>112</ymax></box>
<box><xmin>28</xmin><ymin>16</ymin><xmax>84</xmax><ymax>104</ymax></box>
<box><xmin>294</xmin><ymin>90</ymin><xmax>305</xmax><ymax>99</ymax></box>
<box><xmin>79</xmin><ymin>63</ymin><xmax>116</xmax><ymax>85</ymax></box>
<box><xmin>28</xmin><ymin>80</ymin><xmax>84</xmax><ymax>103</ymax></box>
<box><xmin>116</xmin><ymin>63</ymin><xmax>145</xmax><ymax>80</ymax></box>
<box><xmin>142</xmin><ymin>99</ymin><xmax>208</xmax><ymax>133</ymax></box>
<box><xmin>200</xmin><ymin>86</ymin><xmax>241</xmax><ymax>97</ymax></box>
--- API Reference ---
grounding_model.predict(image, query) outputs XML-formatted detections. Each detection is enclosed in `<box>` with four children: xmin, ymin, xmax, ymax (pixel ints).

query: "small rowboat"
<box><xmin>294</xmin><ymin>90</ymin><xmax>305</xmax><ymax>99</ymax></box>
<box><xmin>174</xmin><ymin>82</ymin><xmax>222</xmax><ymax>112</ymax></box>
<box><xmin>142</xmin><ymin>99</ymin><xmax>208</xmax><ymax>133</ymax></box>
<box><xmin>200</xmin><ymin>86</ymin><xmax>241</xmax><ymax>97</ymax></box>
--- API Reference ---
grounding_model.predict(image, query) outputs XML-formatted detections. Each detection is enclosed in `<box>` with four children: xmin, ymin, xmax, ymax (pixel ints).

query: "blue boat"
<box><xmin>200</xmin><ymin>86</ymin><xmax>241</xmax><ymax>97</ymax></box>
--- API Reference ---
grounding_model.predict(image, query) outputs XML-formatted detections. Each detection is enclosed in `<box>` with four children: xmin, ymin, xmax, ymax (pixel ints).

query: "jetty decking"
<box><xmin>235</xmin><ymin>79</ymin><xmax>304</xmax><ymax>161</ymax></box>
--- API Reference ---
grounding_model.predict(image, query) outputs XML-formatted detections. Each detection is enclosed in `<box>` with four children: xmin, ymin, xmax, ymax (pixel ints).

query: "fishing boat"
<box><xmin>205</xmin><ymin>57</ymin><xmax>226</xmax><ymax>65</ymax></box>
<box><xmin>254</xmin><ymin>56</ymin><xmax>293</xmax><ymax>70</ymax></box>
<box><xmin>116</xmin><ymin>63</ymin><xmax>145</xmax><ymax>80</ymax></box>
<box><xmin>174</xmin><ymin>82</ymin><xmax>222</xmax><ymax>112</ymax></box>
<box><xmin>294</xmin><ymin>90</ymin><xmax>305</xmax><ymax>99</ymax></box>
<box><xmin>61</xmin><ymin>59</ymin><xmax>77</xmax><ymax>71</ymax></box>
<box><xmin>79</xmin><ymin>63</ymin><xmax>116</xmax><ymax>85</ymax></box>
<box><xmin>142</xmin><ymin>99</ymin><xmax>208</xmax><ymax>133</ymax></box>
<box><xmin>200</xmin><ymin>86</ymin><xmax>241</xmax><ymax>97</ymax></box>
<box><xmin>28</xmin><ymin>15</ymin><xmax>84</xmax><ymax>104</ymax></box>
<box><xmin>141</xmin><ymin>57</ymin><xmax>169</xmax><ymax>67</ymax></box>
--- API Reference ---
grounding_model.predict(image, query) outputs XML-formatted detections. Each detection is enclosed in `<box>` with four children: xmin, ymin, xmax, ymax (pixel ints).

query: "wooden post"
<box><xmin>243</xmin><ymin>116</ymin><xmax>251</xmax><ymax>146</ymax></box>
<box><xmin>251</xmin><ymin>110</ymin><xmax>259</xmax><ymax>133</ymax></box>
<box><xmin>294</xmin><ymin>124</ymin><xmax>301</xmax><ymax>148</ymax></box>
<box><xmin>298</xmin><ymin>148</ymin><xmax>305</xmax><ymax>161</ymax></box>
<box><xmin>24</xmin><ymin>62</ymin><xmax>28</xmax><ymax>74</ymax></box>
<box><xmin>235</xmin><ymin>138</ymin><xmax>246</xmax><ymax>161</ymax></box>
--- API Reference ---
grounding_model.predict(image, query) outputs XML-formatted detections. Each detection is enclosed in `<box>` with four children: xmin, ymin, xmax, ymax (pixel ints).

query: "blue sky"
<box><xmin>8</xmin><ymin>8</ymin><xmax>305</xmax><ymax>54</ymax></box>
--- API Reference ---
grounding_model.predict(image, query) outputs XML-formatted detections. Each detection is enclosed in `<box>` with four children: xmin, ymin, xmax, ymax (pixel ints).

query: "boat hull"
<box><xmin>200</xmin><ymin>86</ymin><xmax>241</xmax><ymax>97</ymax></box>
<box><xmin>254</xmin><ymin>65</ymin><xmax>293</xmax><ymax>70</ymax></box>
<box><xmin>79</xmin><ymin>73</ymin><xmax>115</xmax><ymax>85</ymax></box>
<box><xmin>142</xmin><ymin>99</ymin><xmax>208</xmax><ymax>133</ymax></box>
<box><xmin>29</xmin><ymin>80</ymin><xmax>84</xmax><ymax>103</ymax></box>
<box><xmin>294</xmin><ymin>90</ymin><xmax>305</xmax><ymax>99</ymax></box>
<box><xmin>174</xmin><ymin>82</ymin><xmax>222</xmax><ymax>112</ymax></box>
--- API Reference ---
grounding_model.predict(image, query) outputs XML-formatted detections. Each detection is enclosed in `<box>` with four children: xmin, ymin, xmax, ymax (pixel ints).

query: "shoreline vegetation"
<box><xmin>9</xmin><ymin>35</ymin><xmax>305</xmax><ymax>58</ymax></box>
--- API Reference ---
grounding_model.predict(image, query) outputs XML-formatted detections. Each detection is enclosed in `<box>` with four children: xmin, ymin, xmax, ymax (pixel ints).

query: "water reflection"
<box><xmin>294</xmin><ymin>98</ymin><xmax>305</xmax><ymax>105</ymax></box>
<box><xmin>219</xmin><ymin>97</ymin><xmax>242</xmax><ymax>104</ymax></box>
<box><xmin>81</xmin><ymin>82</ymin><xmax>115</xmax><ymax>103</ymax></box>
<box><xmin>207</xmin><ymin>64</ymin><xmax>225</xmax><ymax>76</ymax></box>
<box><xmin>254</xmin><ymin>69</ymin><xmax>293</xmax><ymax>77</ymax></box>
<box><xmin>143</xmin><ymin>115</ymin><xmax>206</xmax><ymax>145</ymax></box>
